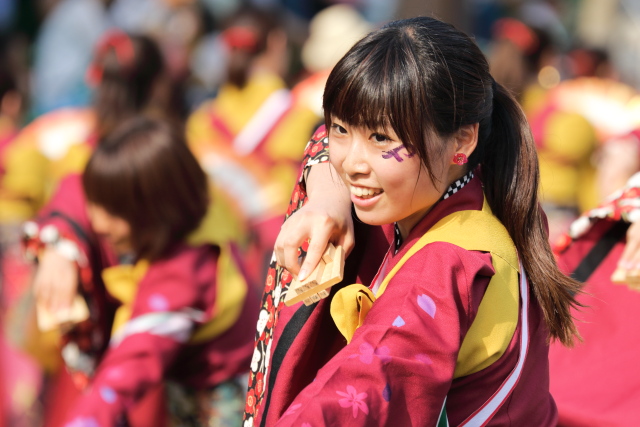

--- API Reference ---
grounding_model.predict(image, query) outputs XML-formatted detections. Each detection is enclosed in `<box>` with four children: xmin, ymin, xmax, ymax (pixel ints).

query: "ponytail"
<box><xmin>91</xmin><ymin>33</ymin><xmax>166</xmax><ymax>139</ymax></box>
<box><xmin>481</xmin><ymin>80</ymin><xmax>582</xmax><ymax>346</ymax></box>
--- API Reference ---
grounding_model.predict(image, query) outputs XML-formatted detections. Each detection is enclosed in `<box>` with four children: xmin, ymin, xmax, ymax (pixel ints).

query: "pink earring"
<box><xmin>452</xmin><ymin>153</ymin><xmax>468</xmax><ymax>165</ymax></box>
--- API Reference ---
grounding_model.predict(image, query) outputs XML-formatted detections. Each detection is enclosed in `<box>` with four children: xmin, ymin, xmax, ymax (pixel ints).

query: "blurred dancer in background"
<box><xmin>30</xmin><ymin>116</ymin><xmax>257</xmax><ymax>427</ymax></box>
<box><xmin>489</xmin><ymin>17</ymin><xmax>598</xmax><ymax>242</ymax></box>
<box><xmin>291</xmin><ymin>4</ymin><xmax>372</xmax><ymax>123</ymax></box>
<box><xmin>1</xmin><ymin>30</ymin><xmax>172</xmax><ymax>222</ymax></box>
<box><xmin>549</xmin><ymin>168</ymin><xmax>640</xmax><ymax>426</ymax></box>
<box><xmin>187</xmin><ymin>4</ymin><xmax>320</xmax><ymax>284</ymax></box>
<box><xmin>18</xmin><ymin>28</ymin><xmax>250</xmax><ymax>426</ymax></box>
<box><xmin>489</xmin><ymin>16</ymin><xmax>640</xmax><ymax>243</ymax></box>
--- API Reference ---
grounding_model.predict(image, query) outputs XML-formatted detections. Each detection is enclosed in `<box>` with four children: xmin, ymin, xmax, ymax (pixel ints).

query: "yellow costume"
<box><xmin>187</xmin><ymin>73</ymin><xmax>321</xmax><ymax>223</ymax></box>
<box><xmin>0</xmin><ymin>108</ymin><xmax>95</xmax><ymax>222</ymax></box>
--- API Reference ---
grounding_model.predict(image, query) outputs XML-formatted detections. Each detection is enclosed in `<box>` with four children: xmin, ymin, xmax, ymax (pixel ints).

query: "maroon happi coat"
<box><xmin>25</xmin><ymin>174</ymin><xmax>258</xmax><ymax>427</ymax></box>
<box><xmin>244</xmin><ymin>126</ymin><xmax>557</xmax><ymax>426</ymax></box>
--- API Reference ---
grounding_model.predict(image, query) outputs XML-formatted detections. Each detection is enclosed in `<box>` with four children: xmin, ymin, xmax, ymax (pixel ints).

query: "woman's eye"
<box><xmin>331</xmin><ymin>124</ymin><xmax>347</xmax><ymax>134</ymax></box>
<box><xmin>372</xmin><ymin>133</ymin><xmax>390</xmax><ymax>144</ymax></box>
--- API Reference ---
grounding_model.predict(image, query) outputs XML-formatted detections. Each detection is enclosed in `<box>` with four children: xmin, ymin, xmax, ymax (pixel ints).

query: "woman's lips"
<box><xmin>349</xmin><ymin>185</ymin><xmax>383</xmax><ymax>198</ymax></box>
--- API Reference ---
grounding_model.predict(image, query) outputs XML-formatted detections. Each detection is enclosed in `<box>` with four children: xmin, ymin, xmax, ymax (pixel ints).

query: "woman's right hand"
<box><xmin>275</xmin><ymin>163</ymin><xmax>354</xmax><ymax>280</ymax></box>
<box><xmin>33</xmin><ymin>247</ymin><xmax>79</xmax><ymax>314</ymax></box>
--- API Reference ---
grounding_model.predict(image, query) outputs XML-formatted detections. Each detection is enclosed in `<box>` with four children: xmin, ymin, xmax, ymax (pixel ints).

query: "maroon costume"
<box><xmin>24</xmin><ymin>174</ymin><xmax>258</xmax><ymax>427</ymax></box>
<box><xmin>244</xmin><ymin>127</ymin><xmax>557</xmax><ymax>426</ymax></box>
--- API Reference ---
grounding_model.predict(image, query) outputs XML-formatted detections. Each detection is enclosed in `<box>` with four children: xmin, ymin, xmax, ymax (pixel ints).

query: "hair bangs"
<box><xmin>324</xmin><ymin>29</ymin><xmax>432</xmax><ymax>156</ymax></box>
<box><xmin>83</xmin><ymin>149</ymin><xmax>138</xmax><ymax>220</ymax></box>
<box><xmin>83</xmin><ymin>117</ymin><xmax>209</xmax><ymax>260</ymax></box>
<box><xmin>325</xmin><ymin>55</ymin><xmax>390</xmax><ymax>132</ymax></box>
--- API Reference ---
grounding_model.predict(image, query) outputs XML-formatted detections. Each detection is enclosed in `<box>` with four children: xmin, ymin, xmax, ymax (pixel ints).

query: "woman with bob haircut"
<box><xmin>244</xmin><ymin>16</ymin><xmax>581</xmax><ymax>426</ymax></box>
<box><xmin>82</xmin><ymin>117</ymin><xmax>210</xmax><ymax>262</ymax></box>
<box><xmin>32</xmin><ymin>117</ymin><xmax>258</xmax><ymax>426</ymax></box>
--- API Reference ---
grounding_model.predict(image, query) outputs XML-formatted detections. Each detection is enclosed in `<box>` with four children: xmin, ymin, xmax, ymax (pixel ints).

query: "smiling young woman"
<box><xmin>245</xmin><ymin>15</ymin><xmax>581</xmax><ymax>427</ymax></box>
<box><xmin>328</xmin><ymin>118</ymin><xmax>478</xmax><ymax>238</ymax></box>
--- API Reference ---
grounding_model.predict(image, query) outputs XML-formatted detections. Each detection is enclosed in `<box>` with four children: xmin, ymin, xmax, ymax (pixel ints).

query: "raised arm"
<box><xmin>274</xmin><ymin>243</ymin><xmax>491</xmax><ymax>426</ymax></box>
<box><xmin>63</xmin><ymin>245</ymin><xmax>217</xmax><ymax>426</ymax></box>
<box><xmin>274</xmin><ymin>127</ymin><xmax>353</xmax><ymax>280</ymax></box>
<box><xmin>25</xmin><ymin>174</ymin><xmax>115</xmax><ymax>314</ymax></box>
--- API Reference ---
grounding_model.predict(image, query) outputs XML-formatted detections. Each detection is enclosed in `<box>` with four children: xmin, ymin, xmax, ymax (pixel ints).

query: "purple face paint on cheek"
<box><xmin>381</xmin><ymin>146</ymin><xmax>405</xmax><ymax>162</ymax></box>
<box><xmin>404</xmin><ymin>147</ymin><xmax>416</xmax><ymax>158</ymax></box>
<box><xmin>382</xmin><ymin>145</ymin><xmax>416</xmax><ymax>162</ymax></box>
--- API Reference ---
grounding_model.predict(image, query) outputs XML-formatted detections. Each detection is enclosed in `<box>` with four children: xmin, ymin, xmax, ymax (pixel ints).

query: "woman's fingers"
<box><xmin>52</xmin><ymin>266</ymin><xmax>76</xmax><ymax>312</ymax></box>
<box><xmin>275</xmin><ymin>217</ymin><xmax>311</xmax><ymax>276</ymax></box>
<box><xmin>33</xmin><ymin>269</ymin><xmax>52</xmax><ymax>309</ymax></box>
<box><xmin>273</xmin><ymin>164</ymin><xmax>354</xmax><ymax>281</ymax></box>
<box><xmin>298</xmin><ymin>226</ymin><xmax>333</xmax><ymax>281</ymax></box>
<box><xmin>282</xmin><ymin>235</ymin><xmax>304</xmax><ymax>277</ymax></box>
<box><xmin>32</xmin><ymin>248</ymin><xmax>78</xmax><ymax>313</ymax></box>
<box><xmin>275</xmin><ymin>208</ymin><xmax>347</xmax><ymax>280</ymax></box>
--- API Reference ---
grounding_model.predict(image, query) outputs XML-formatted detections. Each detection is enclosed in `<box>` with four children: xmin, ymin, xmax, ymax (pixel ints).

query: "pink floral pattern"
<box><xmin>148</xmin><ymin>293</ymin><xmax>170</xmax><ymax>311</ymax></box>
<box><xmin>348</xmin><ymin>342</ymin><xmax>391</xmax><ymax>364</ymax></box>
<box><xmin>282</xmin><ymin>403</ymin><xmax>302</xmax><ymax>417</ymax></box>
<box><xmin>417</xmin><ymin>294</ymin><xmax>437</xmax><ymax>318</ymax></box>
<box><xmin>415</xmin><ymin>353</ymin><xmax>433</xmax><ymax>365</ymax></box>
<box><xmin>64</xmin><ymin>417</ymin><xmax>100</xmax><ymax>427</ymax></box>
<box><xmin>336</xmin><ymin>385</ymin><xmax>369</xmax><ymax>418</ymax></box>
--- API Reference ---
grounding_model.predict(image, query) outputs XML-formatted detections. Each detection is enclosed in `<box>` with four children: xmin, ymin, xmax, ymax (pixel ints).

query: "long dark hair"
<box><xmin>83</xmin><ymin>116</ymin><xmax>209</xmax><ymax>261</ymax></box>
<box><xmin>323</xmin><ymin>16</ymin><xmax>581</xmax><ymax>346</ymax></box>
<box><xmin>89</xmin><ymin>32</ymin><xmax>168</xmax><ymax>139</ymax></box>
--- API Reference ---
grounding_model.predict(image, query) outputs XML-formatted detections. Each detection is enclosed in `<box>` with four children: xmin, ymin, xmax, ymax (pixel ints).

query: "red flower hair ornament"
<box><xmin>85</xmin><ymin>30</ymin><xmax>136</xmax><ymax>87</ymax></box>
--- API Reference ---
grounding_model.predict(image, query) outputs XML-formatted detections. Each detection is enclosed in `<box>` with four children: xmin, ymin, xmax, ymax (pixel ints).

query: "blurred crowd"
<box><xmin>0</xmin><ymin>0</ymin><xmax>638</xmax><ymax>426</ymax></box>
